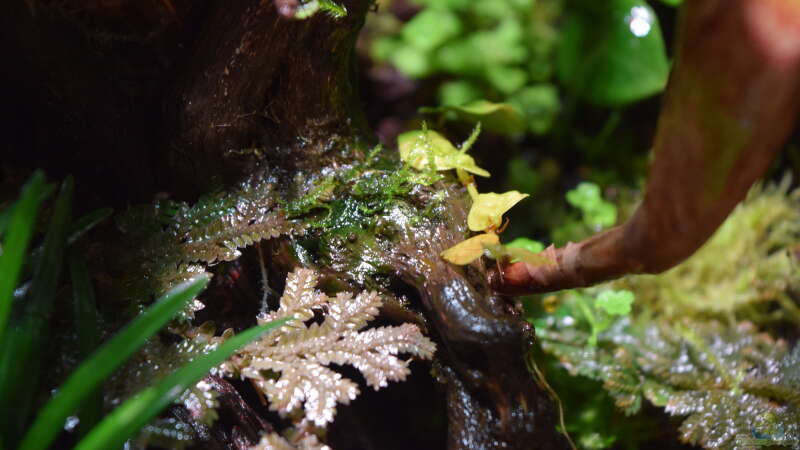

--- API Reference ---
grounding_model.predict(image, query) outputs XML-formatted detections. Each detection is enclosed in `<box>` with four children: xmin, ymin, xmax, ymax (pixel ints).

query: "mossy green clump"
<box><xmin>286</xmin><ymin>146</ymin><xmax>441</xmax><ymax>231</ymax></box>
<box><xmin>618</xmin><ymin>178</ymin><xmax>800</xmax><ymax>319</ymax></box>
<box><xmin>282</xmin><ymin>146</ymin><xmax>448</xmax><ymax>285</ymax></box>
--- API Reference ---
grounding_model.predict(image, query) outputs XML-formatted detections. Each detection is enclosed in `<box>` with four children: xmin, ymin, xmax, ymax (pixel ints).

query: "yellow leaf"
<box><xmin>398</xmin><ymin>129</ymin><xmax>456</xmax><ymax>170</ymax></box>
<box><xmin>397</xmin><ymin>129</ymin><xmax>489</xmax><ymax>177</ymax></box>
<box><xmin>440</xmin><ymin>233</ymin><xmax>500</xmax><ymax>265</ymax></box>
<box><xmin>466</xmin><ymin>184</ymin><xmax>529</xmax><ymax>232</ymax></box>
<box><xmin>450</xmin><ymin>153</ymin><xmax>490</xmax><ymax>177</ymax></box>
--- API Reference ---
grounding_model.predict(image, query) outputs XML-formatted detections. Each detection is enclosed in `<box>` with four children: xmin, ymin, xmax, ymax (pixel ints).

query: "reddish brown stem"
<box><xmin>495</xmin><ymin>0</ymin><xmax>800</xmax><ymax>295</ymax></box>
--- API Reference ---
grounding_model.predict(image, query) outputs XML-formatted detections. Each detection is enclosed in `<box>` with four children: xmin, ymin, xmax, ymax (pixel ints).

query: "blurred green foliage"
<box><xmin>371</xmin><ymin>0</ymin><xmax>669</xmax><ymax>135</ymax></box>
<box><xmin>565</xmin><ymin>182</ymin><xmax>617</xmax><ymax>229</ymax></box>
<box><xmin>552</xmin><ymin>181</ymin><xmax>618</xmax><ymax>245</ymax></box>
<box><xmin>372</xmin><ymin>0</ymin><xmax>563</xmax><ymax>135</ymax></box>
<box><xmin>558</xmin><ymin>0</ymin><xmax>669</xmax><ymax>105</ymax></box>
<box><xmin>506</xmin><ymin>236</ymin><xmax>545</xmax><ymax>253</ymax></box>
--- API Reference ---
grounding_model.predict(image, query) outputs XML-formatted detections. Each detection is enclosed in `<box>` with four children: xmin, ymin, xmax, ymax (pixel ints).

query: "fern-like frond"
<box><xmin>115</xmin><ymin>179</ymin><xmax>302</xmax><ymax>302</ymax></box>
<box><xmin>231</xmin><ymin>268</ymin><xmax>436</xmax><ymax>428</ymax></box>
<box><xmin>538</xmin><ymin>316</ymin><xmax>800</xmax><ymax>449</ymax></box>
<box><xmin>260</xmin><ymin>268</ymin><xmax>327</xmax><ymax>326</ymax></box>
<box><xmin>250</xmin><ymin>431</ymin><xmax>330</xmax><ymax>450</ymax></box>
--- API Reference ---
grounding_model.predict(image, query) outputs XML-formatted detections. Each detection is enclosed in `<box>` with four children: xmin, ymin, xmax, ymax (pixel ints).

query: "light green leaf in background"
<box><xmin>595</xmin><ymin>289</ymin><xmax>635</xmax><ymax>316</ymax></box>
<box><xmin>507</xmin><ymin>84</ymin><xmax>560</xmax><ymax>135</ymax></box>
<box><xmin>506</xmin><ymin>237</ymin><xmax>546</xmax><ymax>254</ymax></box>
<box><xmin>421</xmin><ymin>100</ymin><xmax>527</xmax><ymax>135</ymax></box>
<box><xmin>401</xmin><ymin>8</ymin><xmax>462</xmax><ymax>51</ymax></box>
<box><xmin>566</xmin><ymin>182</ymin><xmax>617</xmax><ymax>228</ymax></box>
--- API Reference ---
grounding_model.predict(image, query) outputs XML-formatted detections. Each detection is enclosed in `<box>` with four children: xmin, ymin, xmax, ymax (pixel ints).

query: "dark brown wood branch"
<box><xmin>391</xmin><ymin>188</ymin><xmax>569</xmax><ymax>450</ymax></box>
<box><xmin>493</xmin><ymin>0</ymin><xmax>800</xmax><ymax>295</ymax></box>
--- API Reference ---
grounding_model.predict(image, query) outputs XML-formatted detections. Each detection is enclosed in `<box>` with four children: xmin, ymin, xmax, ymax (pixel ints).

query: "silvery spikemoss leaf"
<box><xmin>228</xmin><ymin>267</ymin><xmax>436</xmax><ymax>435</ymax></box>
<box><xmin>249</xmin><ymin>431</ymin><xmax>331</xmax><ymax>450</ymax></box>
<box><xmin>538</xmin><ymin>314</ymin><xmax>800</xmax><ymax>449</ymax></box>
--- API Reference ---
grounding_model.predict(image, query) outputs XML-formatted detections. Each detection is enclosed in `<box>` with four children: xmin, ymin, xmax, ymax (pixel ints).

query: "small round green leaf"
<box><xmin>595</xmin><ymin>289</ymin><xmax>635</xmax><ymax>316</ymax></box>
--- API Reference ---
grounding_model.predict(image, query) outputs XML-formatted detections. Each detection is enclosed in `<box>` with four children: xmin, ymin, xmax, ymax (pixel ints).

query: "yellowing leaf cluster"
<box><xmin>466</xmin><ymin>184</ymin><xmax>528</xmax><ymax>232</ymax></box>
<box><xmin>439</xmin><ymin>232</ymin><xmax>500</xmax><ymax>265</ymax></box>
<box><xmin>395</xmin><ymin>124</ymin><xmax>546</xmax><ymax>267</ymax></box>
<box><xmin>397</xmin><ymin>127</ymin><xmax>489</xmax><ymax>178</ymax></box>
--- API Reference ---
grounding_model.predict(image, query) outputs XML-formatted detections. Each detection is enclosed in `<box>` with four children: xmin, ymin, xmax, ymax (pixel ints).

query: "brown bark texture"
<box><xmin>1</xmin><ymin>1</ymin><xmax>568</xmax><ymax>449</ymax></box>
<box><xmin>494</xmin><ymin>0</ymin><xmax>800</xmax><ymax>295</ymax></box>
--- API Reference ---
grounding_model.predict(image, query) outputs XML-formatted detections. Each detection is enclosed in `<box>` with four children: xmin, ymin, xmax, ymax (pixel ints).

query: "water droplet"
<box><xmin>64</xmin><ymin>415</ymin><xmax>80</xmax><ymax>431</ymax></box>
<box><xmin>627</xmin><ymin>6</ymin><xmax>653</xmax><ymax>38</ymax></box>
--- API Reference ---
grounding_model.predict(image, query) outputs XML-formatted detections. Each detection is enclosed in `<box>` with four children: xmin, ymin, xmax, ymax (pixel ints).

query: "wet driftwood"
<box><xmin>2</xmin><ymin>1</ymin><xmax>567</xmax><ymax>448</ymax></box>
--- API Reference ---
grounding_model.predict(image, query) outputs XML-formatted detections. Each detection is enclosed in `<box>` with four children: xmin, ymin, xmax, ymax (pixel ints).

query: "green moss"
<box><xmin>285</xmin><ymin>176</ymin><xmax>336</xmax><ymax>218</ymax></box>
<box><xmin>279</xmin><ymin>146</ymin><xmax>450</xmax><ymax>286</ymax></box>
<box><xmin>617</xmin><ymin>178</ymin><xmax>800</xmax><ymax>319</ymax></box>
<box><xmin>288</xmin><ymin>149</ymin><xmax>441</xmax><ymax>236</ymax></box>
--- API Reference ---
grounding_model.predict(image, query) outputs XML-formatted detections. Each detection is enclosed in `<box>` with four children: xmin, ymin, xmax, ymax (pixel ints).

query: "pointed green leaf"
<box><xmin>0</xmin><ymin>177</ymin><xmax>72</xmax><ymax>446</ymax></box>
<box><xmin>69</xmin><ymin>252</ymin><xmax>103</xmax><ymax>435</ymax></box>
<box><xmin>67</xmin><ymin>208</ymin><xmax>113</xmax><ymax>245</ymax></box>
<box><xmin>398</xmin><ymin>128</ymin><xmax>490</xmax><ymax>177</ymax></box>
<box><xmin>466</xmin><ymin>184</ymin><xmax>529</xmax><ymax>231</ymax></box>
<box><xmin>0</xmin><ymin>171</ymin><xmax>46</xmax><ymax>338</ymax></box>
<box><xmin>18</xmin><ymin>275</ymin><xmax>211</xmax><ymax>450</ymax></box>
<box><xmin>24</xmin><ymin>207</ymin><xmax>113</xmax><ymax>279</ymax></box>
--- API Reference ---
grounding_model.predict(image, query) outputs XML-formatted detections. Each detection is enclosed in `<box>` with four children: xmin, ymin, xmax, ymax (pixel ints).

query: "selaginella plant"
<box><xmin>114</xmin><ymin>178</ymin><xmax>302</xmax><ymax>306</ymax></box>
<box><xmin>227</xmin><ymin>267</ymin><xmax>436</xmax><ymax>446</ymax></box>
<box><xmin>531</xmin><ymin>179</ymin><xmax>800</xmax><ymax>450</ymax></box>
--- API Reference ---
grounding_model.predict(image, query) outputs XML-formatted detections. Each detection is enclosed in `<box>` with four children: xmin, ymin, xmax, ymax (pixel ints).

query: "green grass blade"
<box><xmin>67</xmin><ymin>208</ymin><xmax>113</xmax><ymax>245</ymax></box>
<box><xmin>0</xmin><ymin>170</ymin><xmax>46</xmax><ymax>337</ymax></box>
<box><xmin>17</xmin><ymin>275</ymin><xmax>210</xmax><ymax>450</ymax></box>
<box><xmin>24</xmin><ymin>207</ymin><xmax>113</xmax><ymax>279</ymax></box>
<box><xmin>70</xmin><ymin>252</ymin><xmax>101</xmax><ymax>366</ymax></box>
<box><xmin>0</xmin><ymin>207</ymin><xmax>9</xmax><ymax>237</ymax></box>
<box><xmin>69</xmin><ymin>252</ymin><xmax>103</xmax><ymax>435</ymax></box>
<box><xmin>0</xmin><ymin>176</ymin><xmax>72</xmax><ymax>447</ymax></box>
<box><xmin>26</xmin><ymin>176</ymin><xmax>73</xmax><ymax>317</ymax></box>
<box><xmin>0</xmin><ymin>180</ymin><xmax>54</xmax><ymax>239</ymax></box>
<box><xmin>74</xmin><ymin>319</ymin><xmax>287</xmax><ymax>450</ymax></box>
